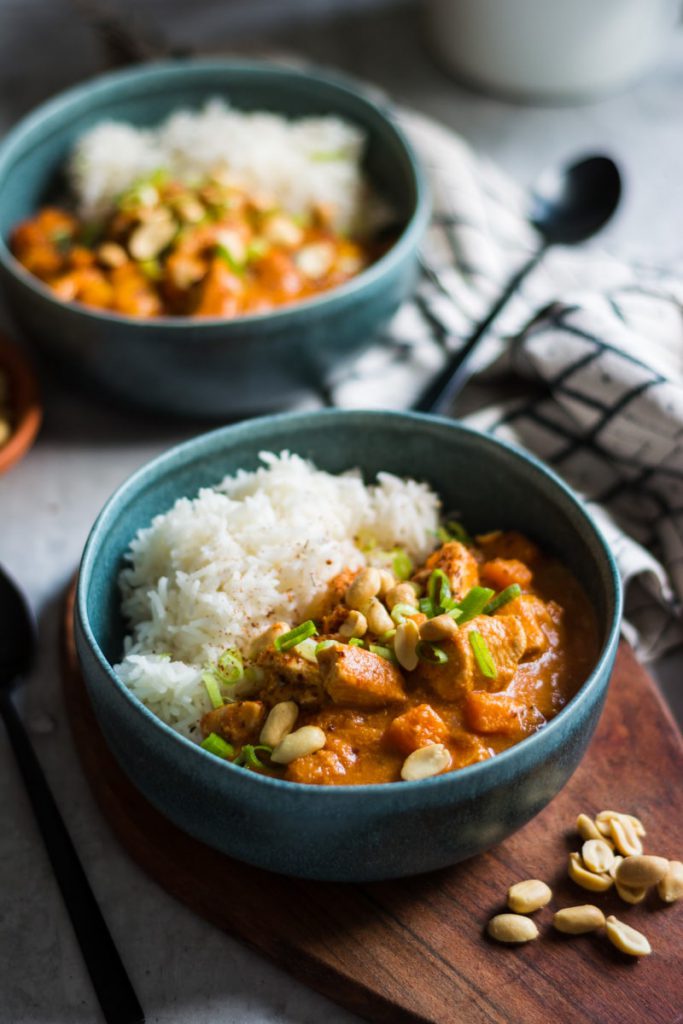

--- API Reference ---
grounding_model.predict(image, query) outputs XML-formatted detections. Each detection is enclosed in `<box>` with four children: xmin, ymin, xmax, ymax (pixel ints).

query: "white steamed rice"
<box><xmin>69</xmin><ymin>99</ymin><xmax>386</xmax><ymax>234</ymax></box>
<box><xmin>115</xmin><ymin>451</ymin><xmax>440</xmax><ymax>738</ymax></box>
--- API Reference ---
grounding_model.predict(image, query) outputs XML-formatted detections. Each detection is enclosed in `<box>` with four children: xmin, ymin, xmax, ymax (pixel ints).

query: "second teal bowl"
<box><xmin>0</xmin><ymin>61</ymin><xmax>429</xmax><ymax>417</ymax></box>
<box><xmin>75</xmin><ymin>411</ymin><xmax>622</xmax><ymax>881</ymax></box>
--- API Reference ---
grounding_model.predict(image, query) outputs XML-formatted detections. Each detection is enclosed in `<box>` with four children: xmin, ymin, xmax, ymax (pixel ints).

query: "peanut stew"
<box><xmin>10</xmin><ymin>171</ymin><xmax>383</xmax><ymax>319</ymax></box>
<box><xmin>199</xmin><ymin>528</ymin><xmax>600</xmax><ymax>785</ymax></box>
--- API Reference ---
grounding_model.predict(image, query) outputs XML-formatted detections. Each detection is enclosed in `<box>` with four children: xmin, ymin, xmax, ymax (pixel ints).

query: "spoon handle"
<box><xmin>413</xmin><ymin>247</ymin><xmax>545</xmax><ymax>416</ymax></box>
<box><xmin>0</xmin><ymin>690</ymin><xmax>145</xmax><ymax>1024</ymax></box>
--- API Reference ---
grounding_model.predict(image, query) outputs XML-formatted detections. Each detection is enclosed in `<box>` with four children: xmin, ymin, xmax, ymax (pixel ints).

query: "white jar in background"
<box><xmin>425</xmin><ymin>0</ymin><xmax>680</xmax><ymax>101</ymax></box>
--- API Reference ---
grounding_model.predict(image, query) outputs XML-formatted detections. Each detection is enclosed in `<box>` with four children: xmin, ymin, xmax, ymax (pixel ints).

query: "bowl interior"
<box><xmin>81</xmin><ymin>412</ymin><xmax>619</xmax><ymax>678</ymax></box>
<box><xmin>0</xmin><ymin>61</ymin><xmax>418</xmax><ymax>255</ymax></box>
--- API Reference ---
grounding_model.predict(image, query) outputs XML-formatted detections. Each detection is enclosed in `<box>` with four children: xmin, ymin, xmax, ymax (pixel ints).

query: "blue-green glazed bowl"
<box><xmin>0</xmin><ymin>61</ymin><xmax>429</xmax><ymax>417</ymax></box>
<box><xmin>75</xmin><ymin>411</ymin><xmax>622</xmax><ymax>881</ymax></box>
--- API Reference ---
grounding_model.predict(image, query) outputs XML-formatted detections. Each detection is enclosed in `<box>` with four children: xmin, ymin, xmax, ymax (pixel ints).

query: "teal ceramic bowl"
<box><xmin>0</xmin><ymin>61</ymin><xmax>429</xmax><ymax>417</ymax></box>
<box><xmin>75</xmin><ymin>410</ymin><xmax>622</xmax><ymax>881</ymax></box>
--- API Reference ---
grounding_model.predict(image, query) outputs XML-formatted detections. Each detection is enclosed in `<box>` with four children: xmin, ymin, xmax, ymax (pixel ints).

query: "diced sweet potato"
<box><xmin>413</xmin><ymin>541</ymin><xmax>479</xmax><ymax>601</ymax></box>
<box><xmin>464</xmin><ymin>691</ymin><xmax>526</xmax><ymax>735</ymax></box>
<box><xmin>480</xmin><ymin>558</ymin><xmax>532</xmax><ymax>591</ymax></box>
<box><xmin>285</xmin><ymin>738</ymin><xmax>357</xmax><ymax>785</ymax></box>
<box><xmin>317</xmin><ymin>643</ymin><xmax>407</xmax><ymax>707</ymax></box>
<box><xmin>384</xmin><ymin>703</ymin><xmax>449</xmax><ymax>756</ymax></box>
<box><xmin>200</xmin><ymin>700</ymin><xmax>265</xmax><ymax>745</ymax></box>
<box><xmin>475</xmin><ymin>530</ymin><xmax>541</xmax><ymax>565</ymax></box>
<box><xmin>416</xmin><ymin>615</ymin><xmax>527</xmax><ymax>701</ymax></box>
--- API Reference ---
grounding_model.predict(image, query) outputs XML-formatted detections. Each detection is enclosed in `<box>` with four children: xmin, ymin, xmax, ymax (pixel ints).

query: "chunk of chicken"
<box><xmin>200</xmin><ymin>700</ymin><xmax>265</xmax><ymax>745</ymax></box>
<box><xmin>415</xmin><ymin>615</ymin><xmax>527</xmax><ymax>701</ymax></box>
<box><xmin>413</xmin><ymin>541</ymin><xmax>479</xmax><ymax>601</ymax></box>
<box><xmin>254</xmin><ymin>647</ymin><xmax>326</xmax><ymax>708</ymax></box>
<box><xmin>285</xmin><ymin>737</ymin><xmax>357</xmax><ymax>785</ymax></box>
<box><xmin>495</xmin><ymin>594</ymin><xmax>561</xmax><ymax>658</ymax></box>
<box><xmin>480</xmin><ymin>558</ymin><xmax>532</xmax><ymax>591</ymax></box>
<box><xmin>464</xmin><ymin>691</ymin><xmax>546</xmax><ymax>736</ymax></box>
<box><xmin>317</xmin><ymin>643</ymin><xmax>407</xmax><ymax>707</ymax></box>
<box><xmin>304</xmin><ymin>567</ymin><xmax>358</xmax><ymax>623</ymax></box>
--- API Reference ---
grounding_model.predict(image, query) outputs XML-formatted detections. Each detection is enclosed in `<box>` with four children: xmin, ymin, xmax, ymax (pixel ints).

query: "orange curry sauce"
<box><xmin>10</xmin><ymin>172</ymin><xmax>382</xmax><ymax>319</ymax></box>
<box><xmin>200</xmin><ymin>531</ymin><xmax>600</xmax><ymax>785</ymax></box>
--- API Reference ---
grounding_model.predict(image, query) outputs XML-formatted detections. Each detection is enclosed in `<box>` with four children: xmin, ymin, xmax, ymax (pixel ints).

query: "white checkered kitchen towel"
<box><xmin>329</xmin><ymin>108</ymin><xmax>683</xmax><ymax>661</ymax></box>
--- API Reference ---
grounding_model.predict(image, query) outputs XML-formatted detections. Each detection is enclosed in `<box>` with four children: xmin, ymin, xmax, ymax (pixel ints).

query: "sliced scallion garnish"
<box><xmin>469</xmin><ymin>631</ymin><xmax>497</xmax><ymax>678</ymax></box>
<box><xmin>379</xmin><ymin>628</ymin><xmax>397</xmax><ymax>641</ymax></box>
<box><xmin>201</xmin><ymin>732</ymin><xmax>235</xmax><ymax>758</ymax></box>
<box><xmin>427</xmin><ymin>569</ymin><xmax>452</xmax><ymax>615</ymax></box>
<box><xmin>216</xmin><ymin>648</ymin><xmax>243</xmax><ymax>684</ymax></box>
<box><xmin>234</xmin><ymin>744</ymin><xmax>272</xmax><ymax>769</ymax></box>
<box><xmin>315</xmin><ymin>639</ymin><xmax>337</xmax><ymax>656</ymax></box>
<box><xmin>455</xmin><ymin>586</ymin><xmax>495</xmax><ymax>625</ymax></box>
<box><xmin>416</xmin><ymin>641</ymin><xmax>448</xmax><ymax>665</ymax></box>
<box><xmin>484</xmin><ymin>584</ymin><xmax>522</xmax><ymax>615</ymax></box>
<box><xmin>295</xmin><ymin>636</ymin><xmax>320</xmax><ymax>664</ymax></box>
<box><xmin>202</xmin><ymin>671</ymin><xmax>224</xmax><ymax>709</ymax></box>
<box><xmin>419</xmin><ymin>596</ymin><xmax>436</xmax><ymax>617</ymax></box>
<box><xmin>392</xmin><ymin>548</ymin><xmax>413</xmax><ymax>581</ymax></box>
<box><xmin>390</xmin><ymin>602</ymin><xmax>419</xmax><ymax>625</ymax></box>
<box><xmin>348</xmin><ymin>637</ymin><xmax>365</xmax><ymax>647</ymax></box>
<box><xmin>369</xmin><ymin>644</ymin><xmax>397</xmax><ymax>662</ymax></box>
<box><xmin>437</xmin><ymin>520</ymin><xmax>473</xmax><ymax>546</ymax></box>
<box><xmin>275</xmin><ymin>620</ymin><xmax>317</xmax><ymax>651</ymax></box>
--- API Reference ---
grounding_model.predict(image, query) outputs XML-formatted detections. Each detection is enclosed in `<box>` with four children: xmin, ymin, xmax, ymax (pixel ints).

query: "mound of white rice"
<box><xmin>69</xmin><ymin>99</ymin><xmax>386</xmax><ymax>234</ymax></box>
<box><xmin>115</xmin><ymin>451</ymin><xmax>441</xmax><ymax>737</ymax></box>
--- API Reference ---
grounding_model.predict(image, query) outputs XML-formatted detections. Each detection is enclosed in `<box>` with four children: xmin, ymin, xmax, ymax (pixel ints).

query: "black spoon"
<box><xmin>0</xmin><ymin>567</ymin><xmax>144</xmax><ymax>1024</ymax></box>
<box><xmin>414</xmin><ymin>154</ymin><xmax>622</xmax><ymax>415</ymax></box>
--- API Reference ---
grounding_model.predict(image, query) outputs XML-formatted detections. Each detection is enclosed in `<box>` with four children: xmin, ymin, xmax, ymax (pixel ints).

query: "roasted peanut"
<box><xmin>271</xmin><ymin>725</ymin><xmax>326</xmax><ymax>764</ymax></box>
<box><xmin>553</xmin><ymin>905</ymin><xmax>605</xmax><ymax>934</ymax></box>
<box><xmin>345</xmin><ymin>568</ymin><xmax>381</xmax><ymax>610</ymax></box>
<box><xmin>596</xmin><ymin>810</ymin><xmax>646</xmax><ymax>838</ymax></box>
<box><xmin>615</xmin><ymin>880</ymin><xmax>647</xmax><ymax>905</ymax></box>
<box><xmin>339</xmin><ymin>610</ymin><xmax>368</xmax><ymax>639</ymax></box>
<box><xmin>97</xmin><ymin>241</ymin><xmax>128</xmax><ymax>268</ymax></box>
<box><xmin>419</xmin><ymin>614</ymin><xmax>458</xmax><ymax>642</ymax></box>
<box><xmin>608</xmin><ymin>855</ymin><xmax>623</xmax><ymax>880</ymax></box>
<box><xmin>657</xmin><ymin>860</ymin><xmax>683</xmax><ymax>903</ymax></box>
<box><xmin>576</xmin><ymin>813</ymin><xmax>604</xmax><ymax>842</ymax></box>
<box><xmin>385</xmin><ymin>583</ymin><xmax>418</xmax><ymax>610</ymax></box>
<box><xmin>615</xmin><ymin>855</ymin><xmax>668</xmax><ymax>889</ymax></box>
<box><xmin>377</xmin><ymin>569</ymin><xmax>396</xmax><ymax>596</ymax></box>
<box><xmin>487</xmin><ymin>914</ymin><xmax>539</xmax><ymax>944</ymax></box>
<box><xmin>260</xmin><ymin>701</ymin><xmax>298</xmax><ymax>747</ymax></box>
<box><xmin>608</xmin><ymin>816</ymin><xmax>643</xmax><ymax>857</ymax></box>
<box><xmin>605</xmin><ymin>916</ymin><xmax>651</xmax><ymax>957</ymax></box>
<box><xmin>581</xmin><ymin>839</ymin><xmax>614</xmax><ymax>875</ymax></box>
<box><xmin>568</xmin><ymin>852</ymin><xmax>613</xmax><ymax>892</ymax></box>
<box><xmin>394</xmin><ymin>619</ymin><xmax>420</xmax><ymax>671</ymax></box>
<box><xmin>507</xmin><ymin>879</ymin><xmax>552</xmax><ymax>914</ymax></box>
<box><xmin>401</xmin><ymin>743</ymin><xmax>452</xmax><ymax>782</ymax></box>
<box><xmin>365</xmin><ymin>597</ymin><xmax>394</xmax><ymax>636</ymax></box>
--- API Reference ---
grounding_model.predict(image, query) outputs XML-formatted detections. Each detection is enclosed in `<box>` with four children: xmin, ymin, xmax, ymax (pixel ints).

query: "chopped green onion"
<box><xmin>311</xmin><ymin>148</ymin><xmax>347</xmax><ymax>162</ymax></box>
<box><xmin>416</xmin><ymin>641</ymin><xmax>448</xmax><ymax>665</ymax></box>
<box><xmin>139</xmin><ymin>258</ymin><xmax>162</xmax><ymax>281</ymax></box>
<box><xmin>390</xmin><ymin>602</ymin><xmax>419</xmax><ymax>625</ymax></box>
<box><xmin>445</xmin><ymin>607</ymin><xmax>463</xmax><ymax>622</ymax></box>
<box><xmin>484</xmin><ymin>584</ymin><xmax>522</xmax><ymax>615</ymax></box>
<box><xmin>234</xmin><ymin>744</ymin><xmax>272</xmax><ymax>769</ymax></box>
<box><xmin>455</xmin><ymin>586</ymin><xmax>495</xmax><ymax>625</ymax></box>
<box><xmin>419</xmin><ymin>596</ymin><xmax>436</xmax><ymax>617</ymax></box>
<box><xmin>216</xmin><ymin>242</ymin><xmax>245</xmax><ymax>274</ymax></box>
<box><xmin>469</xmin><ymin>631</ymin><xmax>497</xmax><ymax>678</ymax></box>
<box><xmin>315</xmin><ymin>639</ymin><xmax>337</xmax><ymax>656</ymax></box>
<box><xmin>79</xmin><ymin>220</ymin><xmax>104</xmax><ymax>247</ymax></box>
<box><xmin>437</xmin><ymin>520</ymin><xmax>473</xmax><ymax>546</ymax></box>
<box><xmin>428</xmin><ymin>569</ymin><xmax>452</xmax><ymax>615</ymax></box>
<box><xmin>295</xmin><ymin>636</ymin><xmax>319</xmax><ymax>664</ymax></box>
<box><xmin>200</xmin><ymin>732</ymin><xmax>235</xmax><ymax>758</ymax></box>
<box><xmin>246</xmin><ymin>237</ymin><xmax>269</xmax><ymax>262</ymax></box>
<box><xmin>216</xmin><ymin>648</ymin><xmax>243</xmax><ymax>684</ymax></box>
<box><xmin>379</xmin><ymin>628</ymin><xmax>397</xmax><ymax>641</ymax></box>
<box><xmin>392</xmin><ymin>548</ymin><xmax>413</xmax><ymax>581</ymax></box>
<box><xmin>202</xmin><ymin>671</ymin><xmax>224</xmax><ymax>709</ymax></box>
<box><xmin>275</xmin><ymin>621</ymin><xmax>316</xmax><ymax>651</ymax></box>
<box><xmin>369</xmin><ymin>644</ymin><xmax>397</xmax><ymax>662</ymax></box>
<box><xmin>348</xmin><ymin>637</ymin><xmax>365</xmax><ymax>647</ymax></box>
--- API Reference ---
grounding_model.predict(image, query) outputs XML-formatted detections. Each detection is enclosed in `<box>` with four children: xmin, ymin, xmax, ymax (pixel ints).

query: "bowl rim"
<box><xmin>0</xmin><ymin>57</ymin><xmax>431</xmax><ymax>332</ymax></box>
<box><xmin>76</xmin><ymin>409</ymin><xmax>623</xmax><ymax>796</ymax></box>
<box><xmin>0</xmin><ymin>333</ymin><xmax>42</xmax><ymax>474</ymax></box>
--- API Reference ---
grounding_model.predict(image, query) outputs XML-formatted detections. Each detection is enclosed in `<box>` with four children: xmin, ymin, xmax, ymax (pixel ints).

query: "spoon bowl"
<box><xmin>0</xmin><ymin>566</ymin><xmax>35</xmax><ymax>684</ymax></box>
<box><xmin>530</xmin><ymin>155</ymin><xmax>622</xmax><ymax>246</ymax></box>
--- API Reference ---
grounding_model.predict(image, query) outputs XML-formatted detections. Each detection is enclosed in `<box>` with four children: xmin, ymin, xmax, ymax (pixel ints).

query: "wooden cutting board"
<box><xmin>61</xmin><ymin>582</ymin><xmax>683</xmax><ymax>1024</ymax></box>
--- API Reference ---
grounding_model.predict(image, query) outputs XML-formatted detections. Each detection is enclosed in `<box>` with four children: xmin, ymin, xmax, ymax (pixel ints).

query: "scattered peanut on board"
<box><xmin>485</xmin><ymin>808</ymin><xmax>681</xmax><ymax>960</ymax></box>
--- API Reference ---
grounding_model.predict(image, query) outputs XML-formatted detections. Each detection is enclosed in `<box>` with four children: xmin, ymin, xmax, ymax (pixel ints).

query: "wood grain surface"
<box><xmin>62</xmin><ymin>583</ymin><xmax>683</xmax><ymax>1024</ymax></box>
